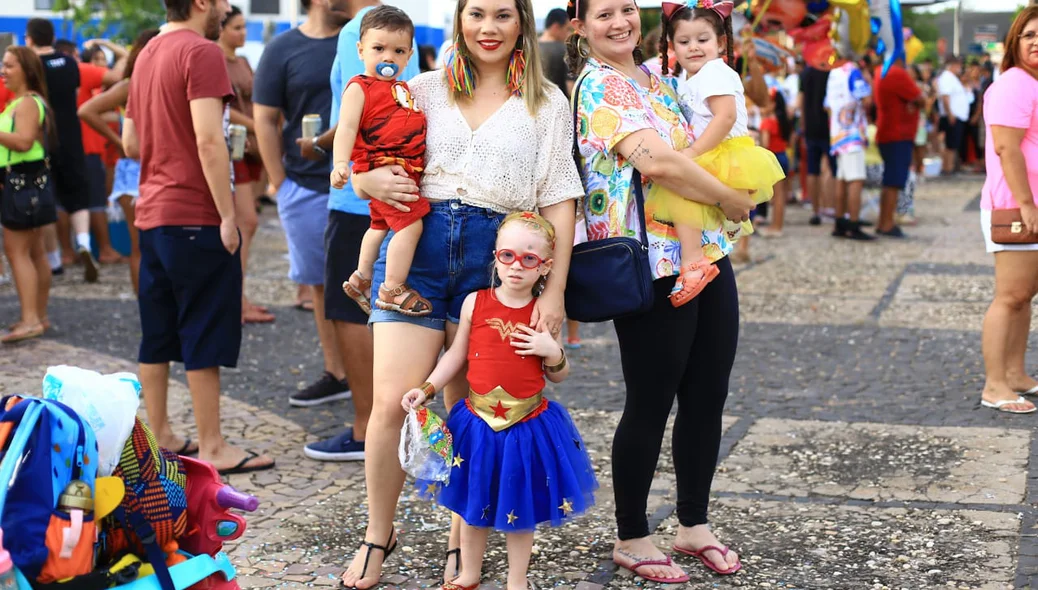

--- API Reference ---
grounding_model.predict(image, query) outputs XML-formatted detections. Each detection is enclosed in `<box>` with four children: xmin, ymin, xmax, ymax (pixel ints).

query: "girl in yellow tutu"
<box><xmin>656</xmin><ymin>0</ymin><xmax>785</xmax><ymax>307</ymax></box>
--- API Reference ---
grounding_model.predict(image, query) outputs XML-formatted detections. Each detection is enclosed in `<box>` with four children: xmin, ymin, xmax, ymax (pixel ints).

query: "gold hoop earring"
<box><xmin>577</xmin><ymin>35</ymin><xmax>591</xmax><ymax>59</ymax></box>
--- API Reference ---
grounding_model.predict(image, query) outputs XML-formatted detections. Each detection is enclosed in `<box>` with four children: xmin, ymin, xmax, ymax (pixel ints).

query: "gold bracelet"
<box><xmin>544</xmin><ymin>348</ymin><xmax>567</xmax><ymax>373</ymax></box>
<box><xmin>419</xmin><ymin>381</ymin><xmax>436</xmax><ymax>400</ymax></box>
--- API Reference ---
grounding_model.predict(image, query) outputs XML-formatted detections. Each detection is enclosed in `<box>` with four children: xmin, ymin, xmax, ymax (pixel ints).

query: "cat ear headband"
<box><xmin>661</xmin><ymin>0</ymin><xmax>734</xmax><ymax>20</ymax></box>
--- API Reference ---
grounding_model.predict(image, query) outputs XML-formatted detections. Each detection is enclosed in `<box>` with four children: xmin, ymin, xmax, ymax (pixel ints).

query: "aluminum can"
<box><xmin>302</xmin><ymin>114</ymin><xmax>322</xmax><ymax>139</ymax></box>
<box><xmin>229</xmin><ymin>124</ymin><xmax>247</xmax><ymax>161</ymax></box>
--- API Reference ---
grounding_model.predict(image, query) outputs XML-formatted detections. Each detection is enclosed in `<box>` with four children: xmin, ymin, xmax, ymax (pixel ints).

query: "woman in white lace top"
<box><xmin>340</xmin><ymin>0</ymin><xmax>582</xmax><ymax>587</ymax></box>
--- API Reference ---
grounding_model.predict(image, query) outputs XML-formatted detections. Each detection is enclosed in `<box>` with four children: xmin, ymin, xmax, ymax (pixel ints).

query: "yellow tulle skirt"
<box><xmin>648</xmin><ymin>136</ymin><xmax>786</xmax><ymax>239</ymax></box>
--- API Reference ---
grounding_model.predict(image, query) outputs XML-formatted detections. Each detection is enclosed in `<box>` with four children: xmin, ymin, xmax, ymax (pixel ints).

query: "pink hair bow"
<box><xmin>662</xmin><ymin>0</ymin><xmax>734</xmax><ymax>20</ymax></box>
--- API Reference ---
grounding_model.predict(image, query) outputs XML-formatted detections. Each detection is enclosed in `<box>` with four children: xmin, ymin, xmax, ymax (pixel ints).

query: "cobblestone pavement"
<box><xmin>2</xmin><ymin>175</ymin><xmax>1037</xmax><ymax>589</ymax></box>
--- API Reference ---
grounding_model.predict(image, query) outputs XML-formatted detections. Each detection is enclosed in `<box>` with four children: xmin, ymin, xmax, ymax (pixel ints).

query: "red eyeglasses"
<box><xmin>495</xmin><ymin>249</ymin><xmax>546</xmax><ymax>269</ymax></box>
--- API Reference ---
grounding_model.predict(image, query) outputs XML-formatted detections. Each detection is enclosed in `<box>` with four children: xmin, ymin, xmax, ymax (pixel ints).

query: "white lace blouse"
<box><xmin>408</xmin><ymin>71</ymin><xmax>583</xmax><ymax>214</ymax></box>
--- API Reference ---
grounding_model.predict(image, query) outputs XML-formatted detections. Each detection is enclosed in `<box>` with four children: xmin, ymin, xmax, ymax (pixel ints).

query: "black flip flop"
<box><xmin>218</xmin><ymin>450</ymin><xmax>275</xmax><ymax>476</ymax></box>
<box><xmin>175</xmin><ymin>437</ymin><xmax>199</xmax><ymax>456</ymax></box>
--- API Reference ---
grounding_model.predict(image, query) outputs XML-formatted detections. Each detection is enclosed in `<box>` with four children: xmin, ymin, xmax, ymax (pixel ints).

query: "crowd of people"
<box><xmin>3</xmin><ymin>0</ymin><xmax>1038</xmax><ymax>588</ymax></box>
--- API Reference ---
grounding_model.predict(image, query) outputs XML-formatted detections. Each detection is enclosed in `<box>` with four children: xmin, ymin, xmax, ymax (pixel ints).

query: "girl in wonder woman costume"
<box><xmin>402</xmin><ymin>211</ymin><xmax>598</xmax><ymax>590</ymax></box>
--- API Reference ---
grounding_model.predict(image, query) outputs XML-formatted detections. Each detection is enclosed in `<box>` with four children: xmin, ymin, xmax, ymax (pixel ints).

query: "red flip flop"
<box><xmin>614</xmin><ymin>554</ymin><xmax>690</xmax><ymax>584</ymax></box>
<box><xmin>674</xmin><ymin>544</ymin><xmax>742</xmax><ymax>575</ymax></box>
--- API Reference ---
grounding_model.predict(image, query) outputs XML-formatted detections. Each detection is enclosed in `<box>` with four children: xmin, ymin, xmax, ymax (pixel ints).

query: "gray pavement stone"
<box><xmin>4</xmin><ymin>175</ymin><xmax>1038</xmax><ymax>588</ymax></box>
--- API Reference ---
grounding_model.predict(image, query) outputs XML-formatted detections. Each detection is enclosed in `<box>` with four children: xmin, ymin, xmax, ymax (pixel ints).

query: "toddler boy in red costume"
<box><xmin>331</xmin><ymin>5</ymin><xmax>431</xmax><ymax>316</ymax></box>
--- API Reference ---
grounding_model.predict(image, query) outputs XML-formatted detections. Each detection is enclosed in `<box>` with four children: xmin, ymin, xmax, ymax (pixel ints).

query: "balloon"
<box><xmin>904</xmin><ymin>35</ymin><xmax>924</xmax><ymax>64</ymax></box>
<box><xmin>830</xmin><ymin>1</ymin><xmax>869</xmax><ymax>60</ymax></box>
<box><xmin>751</xmin><ymin>0</ymin><xmax>809</xmax><ymax>32</ymax></box>
<box><xmin>791</xmin><ymin>16</ymin><xmax>847</xmax><ymax>70</ymax></box>
<box><xmin>806</xmin><ymin>0</ymin><xmax>830</xmax><ymax>14</ymax></box>
<box><xmin>870</xmin><ymin>0</ymin><xmax>905</xmax><ymax>77</ymax></box>
<box><xmin>802</xmin><ymin>39</ymin><xmax>846</xmax><ymax>70</ymax></box>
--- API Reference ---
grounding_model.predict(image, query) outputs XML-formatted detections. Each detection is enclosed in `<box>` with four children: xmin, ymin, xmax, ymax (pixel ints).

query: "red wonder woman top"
<box><xmin>348</xmin><ymin>75</ymin><xmax>426</xmax><ymax>182</ymax></box>
<box><xmin>467</xmin><ymin>289</ymin><xmax>545</xmax><ymax>399</ymax></box>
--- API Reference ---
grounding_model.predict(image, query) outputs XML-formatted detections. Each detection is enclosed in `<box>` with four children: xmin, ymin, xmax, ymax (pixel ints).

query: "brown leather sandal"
<box><xmin>342</xmin><ymin>271</ymin><xmax>372</xmax><ymax>315</ymax></box>
<box><xmin>375</xmin><ymin>283</ymin><xmax>432</xmax><ymax>317</ymax></box>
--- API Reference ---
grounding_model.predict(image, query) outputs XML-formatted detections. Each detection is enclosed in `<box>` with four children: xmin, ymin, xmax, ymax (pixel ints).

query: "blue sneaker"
<box><xmin>304</xmin><ymin>428</ymin><xmax>365</xmax><ymax>461</ymax></box>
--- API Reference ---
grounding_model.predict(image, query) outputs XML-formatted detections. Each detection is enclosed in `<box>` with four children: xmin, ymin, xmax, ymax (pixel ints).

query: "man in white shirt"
<box><xmin>936</xmin><ymin>56</ymin><xmax>970</xmax><ymax>174</ymax></box>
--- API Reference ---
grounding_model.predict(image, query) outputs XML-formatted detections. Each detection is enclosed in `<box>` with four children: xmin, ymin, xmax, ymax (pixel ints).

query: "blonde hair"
<box><xmin>499</xmin><ymin>211</ymin><xmax>556</xmax><ymax>251</ymax></box>
<box><xmin>447</xmin><ymin>0</ymin><xmax>551</xmax><ymax>116</ymax></box>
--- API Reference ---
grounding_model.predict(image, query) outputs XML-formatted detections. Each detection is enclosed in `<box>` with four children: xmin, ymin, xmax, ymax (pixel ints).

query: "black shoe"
<box><xmin>846</xmin><ymin>222</ymin><xmax>876</xmax><ymax>241</ymax></box>
<box><xmin>290</xmin><ymin>371</ymin><xmax>352</xmax><ymax>407</ymax></box>
<box><xmin>859</xmin><ymin>219</ymin><xmax>874</xmax><ymax>227</ymax></box>
<box><xmin>831</xmin><ymin>218</ymin><xmax>849</xmax><ymax>237</ymax></box>
<box><xmin>51</xmin><ymin>266</ymin><xmax>65</xmax><ymax>277</ymax></box>
<box><xmin>78</xmin><ymin>246</ymin><xmax>99</xmax><ymax>283</ymax></box>
<box><xmin>809</xmin><ymin>215</ymin><xmax>822</xmax><ymax>226</ymax></box>
<box><xmin>876</xmin><ymin>225</ymin><xmax>906</xmax><ymax>238</ymax></box>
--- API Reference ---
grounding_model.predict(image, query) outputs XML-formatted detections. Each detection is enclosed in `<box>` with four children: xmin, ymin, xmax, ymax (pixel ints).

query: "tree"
<box><xmin>901</xmin><ymin>6</ymin><xmax>942</xmax><ymax>43</ymax></box>
<box><xmin>52</xmin><ymin>0</ymin><xmax>165</xmax><ymax>44</ymax></box>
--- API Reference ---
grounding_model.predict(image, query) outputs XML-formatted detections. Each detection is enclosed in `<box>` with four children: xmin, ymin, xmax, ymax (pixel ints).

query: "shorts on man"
<box><xmin>805</xmin><ymin>138</ymin><xmax>837</xmax><ymax>176</ymax></box>
<box><xmin>137</xmin><ymin>226</ymin><xmax>243</xmax><ymax>370</ymax></box>
<box><xmin>835</xmin><ymin>150</ymin><xmax>866</xmax><ymax>182</ymax></box>
<box><xmin>878</xmin><ymin>141</ymin><xmax>913</xmax><ymax>189</ymax></box>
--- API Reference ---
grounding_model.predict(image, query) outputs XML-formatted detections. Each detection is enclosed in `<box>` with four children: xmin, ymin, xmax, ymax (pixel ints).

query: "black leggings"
<box><xmin>611</xmin><ymin>257</ymin><xmax>739</xmax><ymax>540</ymax></box>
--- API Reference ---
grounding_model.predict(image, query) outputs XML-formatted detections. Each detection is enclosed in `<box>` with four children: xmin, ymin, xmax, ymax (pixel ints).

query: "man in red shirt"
<box><xmin>874</xmin><ymin>59</ymin><xmax>925</xmax><ymax>237</ymax></box>
<box><xmin>124</xmin><ymin>0</ymin><xmax>273</xmax><ymax>474</ymax></box>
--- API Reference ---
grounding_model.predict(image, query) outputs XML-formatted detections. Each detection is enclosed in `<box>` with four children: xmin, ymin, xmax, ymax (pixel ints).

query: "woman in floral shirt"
<box><xmin>566</xmin><ymin>0</ymin><xmax>754</xmax><ymax>583</ymax></box>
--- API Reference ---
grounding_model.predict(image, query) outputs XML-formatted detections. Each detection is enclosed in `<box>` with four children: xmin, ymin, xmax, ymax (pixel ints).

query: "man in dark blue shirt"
<box><xmin>253</xmin><ymin>0</ymin><xmax>353</xmax><ymax>413</ymax></box>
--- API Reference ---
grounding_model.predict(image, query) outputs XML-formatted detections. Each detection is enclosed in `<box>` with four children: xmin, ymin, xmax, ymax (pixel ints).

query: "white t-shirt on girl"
<box><xmin>676</xmin><ymin>58</ymin><xmax>749</xmax><ymax>141</ymax></box>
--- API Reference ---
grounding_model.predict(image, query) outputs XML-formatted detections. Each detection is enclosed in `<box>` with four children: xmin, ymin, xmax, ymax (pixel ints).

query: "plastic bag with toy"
<box><xmin>42</xmin><ymin>365</ymin><xmax>141</xmax><ymax>476</ymax></box>
<box><xmin>398</xmin><ymin>406</ymin><xmax>453</xmax><ymax>484</ymax></box>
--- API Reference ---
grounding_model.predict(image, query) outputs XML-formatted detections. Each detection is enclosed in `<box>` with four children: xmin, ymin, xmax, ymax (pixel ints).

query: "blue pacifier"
<box><xmin>377</xmin><ymin>62</ymin><xmax>400</xmax><ymax>78</ymax></box>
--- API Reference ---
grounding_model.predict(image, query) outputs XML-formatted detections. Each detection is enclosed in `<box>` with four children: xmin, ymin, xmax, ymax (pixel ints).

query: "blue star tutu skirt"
<box><xmin>417</xmin><ymin>398</ymin><xmax>598</xmax><ymax>532</ymax></box>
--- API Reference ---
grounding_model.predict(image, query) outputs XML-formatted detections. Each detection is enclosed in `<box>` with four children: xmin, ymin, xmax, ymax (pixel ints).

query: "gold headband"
<box><xmin>501</xmin><ymin>211</ymin><xmax>557</xmax><ymax>249</ymax></box>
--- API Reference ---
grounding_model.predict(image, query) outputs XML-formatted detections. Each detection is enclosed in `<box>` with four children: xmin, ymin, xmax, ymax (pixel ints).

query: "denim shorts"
<box><xmin>108</xmin><ymin>158</ymin><xmax>140</xmax><ymax>203</ymax></box>
<box><xmin>370</xmin><ymin>200</ymin><xmax>504</xmax><ymax>330</ymax></box>
<box><xmin>276</xmin><ymin>177</ymin><xmax>329</xmax><ymax>286</ymax></box>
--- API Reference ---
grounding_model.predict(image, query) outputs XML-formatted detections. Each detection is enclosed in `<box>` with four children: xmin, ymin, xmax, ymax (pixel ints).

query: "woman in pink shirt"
<box><xmin>979</xmin><ymin>5</ymin><xmax>1038</xmax><ymax>413</ymax></box>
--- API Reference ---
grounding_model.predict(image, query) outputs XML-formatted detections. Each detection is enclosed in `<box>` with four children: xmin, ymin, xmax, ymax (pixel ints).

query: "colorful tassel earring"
<box><xmin>446</xmin><ymin>40</ymin><xmax>475</xmax><ymax>97</ymax></box>
<box><xmin>506</xmin><ymin>39</ymin><xmax>527</xmax><ymax>96</ymax></box>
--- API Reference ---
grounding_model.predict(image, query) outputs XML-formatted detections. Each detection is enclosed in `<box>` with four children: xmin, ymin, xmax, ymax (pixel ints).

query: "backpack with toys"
<box><xmin>0</xmin><ymin>396</ymin><xmax>100</xmax><ymax>584</ymax></box>
<box><xmin>0</xmin><ymin>375</ymin><xmax>258</xmax><ymax>590</ymax></box>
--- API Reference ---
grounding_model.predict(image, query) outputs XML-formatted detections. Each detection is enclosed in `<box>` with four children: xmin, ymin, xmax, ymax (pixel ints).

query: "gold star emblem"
<box><xmin>425</xmin><ymin>482</ymin><xmax>438</xmax><ymax>496</ymax></box>
<box><xmin>506</xmin><ymin>509</ymin><xmax>518</xmax><ymax>525</ymax></box>
<box><xmin>559</xmin><ymin>498</ymin><xmax>574</xmax><ymax>516</ymax></box>
<box><xmin>452</xmin><ymin>454</ymin><xmax>465</xmax><ymax>468</ymax></box>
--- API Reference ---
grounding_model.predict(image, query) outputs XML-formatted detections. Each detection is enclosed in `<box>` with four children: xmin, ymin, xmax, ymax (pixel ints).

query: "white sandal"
<box><xmin>981</xmin><ymin>396</ymin><xmax>1036</xmax><ymax>414</ymax></box>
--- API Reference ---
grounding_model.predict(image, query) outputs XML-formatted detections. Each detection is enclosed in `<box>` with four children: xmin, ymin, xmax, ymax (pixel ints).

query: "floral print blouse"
<box><xmin>574</xmin><ymin>58</ymin><xmax>734</xmax><ymax>280</ymax></box>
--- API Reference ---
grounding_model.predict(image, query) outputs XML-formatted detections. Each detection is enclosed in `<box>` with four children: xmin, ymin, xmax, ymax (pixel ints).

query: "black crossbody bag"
<box><xmin>1</xmin><ymin>94</ymin><xmax>55</xmax><ymax>229</ymax></box>
<box><xmin>564</xmin><ymin>70</ymin><xmax>654</xmax><ymax>323</ymax></box>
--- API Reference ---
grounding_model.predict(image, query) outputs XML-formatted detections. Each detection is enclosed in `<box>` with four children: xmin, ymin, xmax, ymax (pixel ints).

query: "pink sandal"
<box><xmin>669</xmin><ymin>260</ymin><xmax>720</xmax><ymax>308</ymax></box>
<box><xmin>673</xmin><ymin>544</ymin><xmax>742</xmax><ymax>575</ymax></box>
